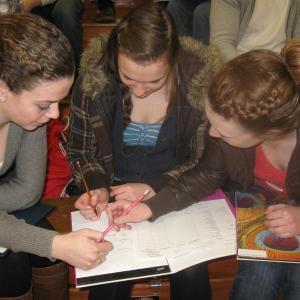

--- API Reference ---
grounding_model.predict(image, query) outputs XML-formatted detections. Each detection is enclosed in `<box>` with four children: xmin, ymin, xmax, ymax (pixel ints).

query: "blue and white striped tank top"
<box><xmin>123</xmin><ymin>121</ymin><xmax>162</xmax><ymax>146</ymax></box>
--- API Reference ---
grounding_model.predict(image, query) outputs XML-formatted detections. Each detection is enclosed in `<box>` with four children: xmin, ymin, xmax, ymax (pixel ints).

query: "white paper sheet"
<box><xmin>71</xmin><ymin>198</ymin><xmax>236</xmax><ymax>287</ymax></box>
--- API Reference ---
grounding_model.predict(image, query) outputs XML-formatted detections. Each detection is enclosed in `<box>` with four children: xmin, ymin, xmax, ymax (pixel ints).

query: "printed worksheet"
<box><xmin>135</xmin><ymin>199</ymin><xmax>236</xmax><ymax>262</ymax></box>
<box><xmin>71</xmin><ymin>211</ymin><xmax>170</xmax><ymax>287</ymax></box>
<box><xmin>71</xmin><ymin>195</ymin><xmax>236</xmax><ymax>287</ymax></box>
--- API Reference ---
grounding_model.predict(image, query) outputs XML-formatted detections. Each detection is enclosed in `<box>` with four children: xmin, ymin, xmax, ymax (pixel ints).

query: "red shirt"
<box><xmin>254</xmin><ymin>145</ymin><xmax>287</xmax><ymax>197</ymax></box>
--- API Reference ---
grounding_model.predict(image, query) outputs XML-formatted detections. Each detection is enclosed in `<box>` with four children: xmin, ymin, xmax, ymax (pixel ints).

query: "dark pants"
<box><xmin>167</xmin><ymin>0</ymin><xmax>210</xmax><ymax>45</ymax></box>
<box><xmin>170</xmin><ymin>262</ymin><xmax>211</xmax><ymax>300</ymax></box>
<box><xmin>97</xmin><ymin>0</ymin><xmax>114</xmax><ymax>10</ymax></box>
<box><xmin>0</xmin><ymin>219</ymin><xmax>58</xmax><ymax>297</ymax></box>
<box><xmin>89</xmin><ymin>281</ymin><xmax>132</xmax><ymax>300</ymax></box>
<box><xmin>31</xmin><ymin>0</ymin><xmax>84</xmax><ymax>70</ymax></box>
<box><xmin>89</xmin><ymin>262</ymin><xmax>211</xmax><ymax>300</ymax></box>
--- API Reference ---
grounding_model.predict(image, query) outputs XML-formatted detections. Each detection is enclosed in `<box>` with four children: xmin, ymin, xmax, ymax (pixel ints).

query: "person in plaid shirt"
<box><xmin>68</xmin><ymin>5</ymin><xmax>221</xmax><ymax>300</ymax></box>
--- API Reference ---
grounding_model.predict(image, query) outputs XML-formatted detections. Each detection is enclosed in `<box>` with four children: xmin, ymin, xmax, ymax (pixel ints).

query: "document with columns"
<box><xmin>71</xmin><ymin>189</ymin><xmax>236</xmax><ymax>288</ymax></box>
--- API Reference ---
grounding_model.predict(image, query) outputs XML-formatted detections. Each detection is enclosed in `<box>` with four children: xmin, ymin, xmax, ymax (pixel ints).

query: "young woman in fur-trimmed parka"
<box><xmin>67</xmin><ymin>5</ymin><xmax>221</xmax><ymax>300</ymax></box>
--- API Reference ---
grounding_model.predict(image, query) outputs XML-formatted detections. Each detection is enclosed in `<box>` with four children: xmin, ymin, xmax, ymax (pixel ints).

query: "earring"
<box><xmin>0</xmin><ymin>95</ymin><xmax>7</xmax><ymax>102</ymax></box>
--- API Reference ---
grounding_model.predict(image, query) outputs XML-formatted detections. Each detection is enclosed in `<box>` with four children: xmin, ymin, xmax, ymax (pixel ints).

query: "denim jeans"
<box><xmin>230</xmin><ymin>260</ymin><xmax>300</xmax><ymax>300</ymax></box>
<box><xmin>167</xmin><ymin>0</ymin><xmax>210</xmax><ymax>44</ymax></box>
<box><xmin>32</xmin><ymin>0</ymin><xmax>84</xmax><ymax>70</ymax></box>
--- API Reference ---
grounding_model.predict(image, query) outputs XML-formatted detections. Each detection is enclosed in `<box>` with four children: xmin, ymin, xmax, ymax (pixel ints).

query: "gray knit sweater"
<box><xmin>210</xmin><ymin>0</ymin><xmax>300</xmax><ymax>61</ymax></box>
<box><xmin>0</xmin><ymin>123</ymin><xmax>57</xmax><ymax>258</ymax></box>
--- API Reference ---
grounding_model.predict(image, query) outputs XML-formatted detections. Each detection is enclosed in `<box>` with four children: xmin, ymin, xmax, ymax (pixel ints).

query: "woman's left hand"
<box><xmin>110</xmin><ymin>183</ymin><xmax>155</xmax><ymax>202</ymax></box>
<box><xmin>265</xmin><ymin>204</ymin><xmax>300</xmax><ymax>238</ymax></box>
<box><xmin>107</xmin><ymin>199</ymin><xmax>153</xmax><ymax>226</ymax></box>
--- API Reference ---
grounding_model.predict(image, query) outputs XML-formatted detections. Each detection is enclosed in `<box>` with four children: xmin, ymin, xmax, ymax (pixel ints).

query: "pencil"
<box><xmin>98</xmin><ymin>189</ymin><xmax>150</xmax><ymax>242</ymax></box>
<box><xmin>76</xmin><ymin>161</ymin><xmax>98</xmax><ymax>217</ymax></box>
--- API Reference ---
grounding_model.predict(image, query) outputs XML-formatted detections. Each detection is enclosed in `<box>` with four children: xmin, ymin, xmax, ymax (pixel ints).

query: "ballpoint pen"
<box><xmin>98</xmin><ymin>189</ymin><xmax>150</xmax><ymax>242</ymax></box>
<box><xmin>76</xmin><ymin>161</ymin><xmax>98</xmax><ymax>217</ymax></box>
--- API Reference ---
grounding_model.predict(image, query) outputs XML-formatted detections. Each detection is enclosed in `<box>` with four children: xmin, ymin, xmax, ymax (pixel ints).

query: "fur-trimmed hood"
<box><xmin>79</xmin><ymin>34</ymin><xmax>223</xmax><ymax>109</ymax></box>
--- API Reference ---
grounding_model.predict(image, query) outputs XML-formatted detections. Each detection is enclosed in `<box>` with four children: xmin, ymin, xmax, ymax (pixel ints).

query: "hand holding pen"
<box><xmin>75</xmin><ymin>162</ymin><xmax>109</xmax><ymax>221</ymax></box>
<box><xmin>98</xmin><ymin>190</ymin><xmax>151</xmax><ymax>242</ymax></box>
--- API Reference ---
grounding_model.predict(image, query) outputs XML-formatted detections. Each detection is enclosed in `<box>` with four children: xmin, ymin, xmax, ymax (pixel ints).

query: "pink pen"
<box><xmin>98</xmin><ymin>189</ymin><xmax>150</xmax><ymax>242</ymax></box>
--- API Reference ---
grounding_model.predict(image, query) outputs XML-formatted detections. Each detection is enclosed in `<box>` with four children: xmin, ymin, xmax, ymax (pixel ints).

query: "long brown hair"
<box><xmin>100</xmin><ymin>4</ymin><xmax>180</xmax><ymax>128</ymax></box>
<box><xmin>208</xmin><ymin>40</ymin><xmax>300</xmax><ymax>138</ymax></box>
<box><xmin>0</xmin><ymin>13</ymin><xmax>75</xmax><ymax>94</ymax></box>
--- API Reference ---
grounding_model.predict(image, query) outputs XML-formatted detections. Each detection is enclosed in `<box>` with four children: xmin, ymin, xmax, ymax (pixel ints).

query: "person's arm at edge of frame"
<box><xmin>0</xmin><ymin>210</ymin><xmax>113</xmax><ymax>270</ymax></box>
<box><xmin>290</xmin><ymin>0</ymin><xmax>300</xmax><ymax>40</ymax></box>
<box><xmin>210</xmin><ymin>0</ymin><xmax>241</xmax><ymax>61</ymax></box>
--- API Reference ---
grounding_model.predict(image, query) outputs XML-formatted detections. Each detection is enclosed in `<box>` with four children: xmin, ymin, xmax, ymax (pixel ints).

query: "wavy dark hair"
<box><xmin>0</xmin><ymin>13</ymin><xmax>75</xmax><ymax>93</ymax></box>
<box><xmin>208</xmin><ymin>40</ymin><xmax>300</xmax><ymax>138</ymax></box>
<box><xmin>100</xmin><ymin>4</ymin><xmax>180</xmax><ymax>128</ymax></box>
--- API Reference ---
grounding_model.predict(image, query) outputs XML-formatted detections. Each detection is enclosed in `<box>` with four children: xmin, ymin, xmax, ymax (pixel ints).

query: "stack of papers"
<box><xmin>71</xmin><ymin>194</ymin><xmax>236</xmax><ymax>288</ymax></box>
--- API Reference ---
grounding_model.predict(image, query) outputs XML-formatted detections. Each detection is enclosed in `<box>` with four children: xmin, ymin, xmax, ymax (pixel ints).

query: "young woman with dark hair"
<box><xmin>68</xmin><ymin>4</ymin><xmax>222</xmax><ymax>300</ymax></box>
<box><xmin>111</xmin><ymin>40</ymin><xmax>300</xmax><ymax>300</ymax></box>
<box><xmin>0</xmin><ymin>13</ymin><xmax>112</xmax><ymax>300</ymax></box>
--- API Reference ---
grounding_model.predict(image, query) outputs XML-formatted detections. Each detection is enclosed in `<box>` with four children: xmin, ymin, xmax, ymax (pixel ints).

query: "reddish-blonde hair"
<box><xmin>208</xmin><ymin>40</ymin><xmax>300</xmax><ymax>138</ymax></box>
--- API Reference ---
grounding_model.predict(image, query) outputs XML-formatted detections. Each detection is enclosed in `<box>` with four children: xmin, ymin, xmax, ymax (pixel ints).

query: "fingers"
<box><xmin>114</xmin><ymin>214</ymin><xmax>133</xmax><ymax>225</ymax></box>
<box><xmin>89</xmin><ymin>194</ymin><xmax>101</xmax><ymax>218</ymax></box>
<box><xmin>110</xmin><ymin>183</ymin><xmax>154</xmax><ymax>202</ymax></box>
<box><xmin>94</xmin><ymin>188</ymin><xmax>109</xmax><ymax>214</ymax></box>
<box><xmin>80</xmin><ymin>210</ymin><xmax>98</xmax><ymax>221</ymax></box>
<box><xmin>110</xmin><ymin>185</ymin><xmax>124</xmax><ymax>197</ymax></box>
<box><xmin>108</xmin><ymin>199</ymin><xmax>128</xmax><ymax>212</ymax></box>
<box><xmin>75</xmin><ymin>193</ymin><xmax>92</xmax><ymax>210</ymax></box>
<box><xmin>115</xmin><ymin>222</ymin><xmax>132</xmax><ymax>230</ymax></box>
<box><xmin>87</xmin><ymin>248</ymin><xmax>111</xmax><ymax>270</ymax></box>
<box><xmin>265</xmin><ymin>203</ymin><xmax>286</xmax><ymax>215</ymax></box>
<box><xmin>81</xmin><ymin>229</ymin><xmax>114</xmax><ymax>247</ymax></box>
<box><xmin>265</xmin><ymin>205</ymin><xmax>292</xmax><ymax>223</ymax></box>
<box><xmin>97</xmin><ymin>239</ymin><xmax>113</xmax><ymax>252</ymax></box>
<box><xmin>52</xmin><ymin>231</ymin><xmax>113</xmax><ymax>270</ymax></box>
<box><xmin>278</xmin><ymin>232</ymin><xmax>292</xmax><ymax>238</ymax></box>
<box><xmin>108</xmin><ymin>200</ymin><xmax>152</xmax><ymax>224</ymax></box>
<box><xmin>265</xmin><ymin>213</ymin><xmax>286</xmax><ymax>227</ymax></box>
<box><xmin>110</xmin><ymin>184</ymin><xmax>142</xmax><ymax>202</ymax></box>
<box><xmin>76</xmin><ymin>189</ymin><xmax>109</xmax><ymax>220</ymax></box>
<box><xmin>106</xmin><ymin>206</ymin><xmax>114</xmax><ymax>225</ymax></box>
<box><xmin>110</xmin><ymin>185</ymin><xmax>130</xmax><ymax>201</ymax></box>
<box><xmin>79</xmin><ymin>250</ymin><xmax>109</xmax><ymax>270</ymax></box>
<box><xmin>265</xmin><ymin>205</ymin><xmax>298</xmax><ymax>238</ymax></box>
<box><xmin>268</xmin><ymin>224</ymin><xmax>293</xmax><ymax>238</ymax></box>
<box><xmin>113</xmin><ymin>193</ymin><xmax>130</xmax><ymax>202</ymax></box>
<box><xmin>89</xmin><ymin>193</ymin><xmax>99</xmax><ymax>208</ymax></box>
<box><xmin>96</xmin><ymin>256</ymin><xmax>106</xmax><ymax>265</ymax></box>
<box><xmin>79</xmin><ymin>206</ymin><xmax>98</xmax><ymax>219</ymax></box>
